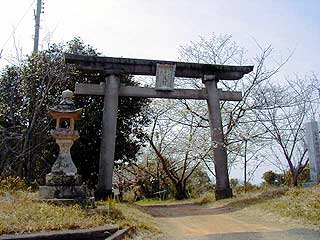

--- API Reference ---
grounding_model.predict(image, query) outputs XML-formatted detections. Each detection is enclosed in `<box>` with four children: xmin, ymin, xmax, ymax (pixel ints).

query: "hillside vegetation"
<box><xmin>220</xmin><ymin>186</ymin><xmax>320</xmax><ymax>227</ymax></box>
<box><xmin>0</xmin><ymin>176</ymin><xmax>318</xmax><ymax>235</ymax></box>
<box><xmin>0</xmin><ymin>177</ymin><xmax>158</xmax><ymax>235</ymax></box>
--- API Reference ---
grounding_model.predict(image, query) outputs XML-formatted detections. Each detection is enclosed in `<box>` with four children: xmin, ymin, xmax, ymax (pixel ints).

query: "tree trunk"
<box><xmin>292</xmin><ymin>172</ymin><xmax>298</xmax><ymax>186</ymax></box>
<box><xmin>0</xmin><ymin>127</ymin><xmax>8</xmax><ymax>173</ymax></box>
<box><xmin>174</xmin><ymin>181</ymin><xmax>188</xmax><ymax>200</ymax></box>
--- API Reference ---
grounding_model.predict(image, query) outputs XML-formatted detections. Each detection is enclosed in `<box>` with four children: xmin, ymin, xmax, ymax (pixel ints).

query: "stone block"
<box><xmin>39</xmin><ymin>185</ymin><xmax>90</xmax><ymax>199</ymax></box>
<box><xmin>45</xmin><ymin>173</ymin><xmax>82</xmax><ymax>186</ymax></box>
<box><xmin>38</xmin><ymin>197</ymin><xmax>96</xmax><ymax>208</ymax></box>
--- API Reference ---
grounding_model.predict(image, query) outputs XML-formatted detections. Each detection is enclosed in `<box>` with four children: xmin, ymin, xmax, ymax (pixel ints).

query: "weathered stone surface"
<box><xmin>204</xmin><ymin>76</ymin><xmax>232</xmax><ymax>199</ymax></box>
<box><xmin>50</xmin><ymin>137</ymin><xmax>79</xmax><ymax>175</ymax></box>
<box><xmin>65</xmin><ymin>53</ymin><xmax>253</xmax><ymax>79</ymax></box>
<box><xmin>96</xmin><ymin>75</ymin><xmax>120</xmax><ymax>200</ymax></box>
<box><xmin>155</xmin><ymin>63</ymin><xmax>175</xmax><ymax>90</ymax></box>
<box><xmin>75</xmin><ymin>83</ymin><xmax>243</xmax><ymax>101</ymax></box>
<box><xmin>37</xmin><ymin>197</ymin><xmax>95</xmax><ymax>208</ymax></box>
<box><xmin>39</xmin><ymin>185</ymin><xmax>90</xmax><ymax>199</ymax></box>
<box><xmin>45</xmin><ymin>173</ymin><xmax>82</xmax><ymax>186</ymax></box>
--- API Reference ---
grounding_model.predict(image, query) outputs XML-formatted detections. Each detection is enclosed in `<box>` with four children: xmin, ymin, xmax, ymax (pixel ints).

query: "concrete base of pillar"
<box><xmin>215</xmin><ymin>188</ymin><xmax>233</xmax><ymax>200</ymax></box>
<box><xmin>95</xmin><ymin>189</ymin><xmax>113</xmax><ymax>200</ymax></box>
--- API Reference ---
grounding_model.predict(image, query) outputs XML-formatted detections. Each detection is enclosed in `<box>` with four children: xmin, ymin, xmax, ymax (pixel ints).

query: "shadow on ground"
<box><xmin>143</xmin><ymin>188</ymin><xmax>288</xmax><ymax>218</ymax></box>
<box><xmin>143</xmin><ymin>203</ymin><xmax>231</xmax><ymax>217</ymax></box>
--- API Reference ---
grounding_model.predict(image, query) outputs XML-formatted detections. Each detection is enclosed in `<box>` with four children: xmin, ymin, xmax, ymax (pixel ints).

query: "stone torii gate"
<box><xmin>65</xmin><ymin>54</ymin><xmax>253</xmax><ymax>200</ymax></box>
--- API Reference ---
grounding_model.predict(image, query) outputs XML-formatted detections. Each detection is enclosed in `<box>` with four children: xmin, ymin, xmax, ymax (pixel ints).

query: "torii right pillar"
<box><xmin>203</xmin><ymin>75</ymin><xmax>233</xmax><ymax>200</ymax></box>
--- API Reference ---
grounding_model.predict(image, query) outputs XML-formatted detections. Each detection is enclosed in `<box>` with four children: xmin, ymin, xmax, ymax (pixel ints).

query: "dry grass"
<box><xmin>135</xmin><ymin>198</ymin><xmax>189</xmax><ymax>206</ymax></box>
<box><xmin>2</xmin><ymin>182</ymin><xmax>318</xmax><ymax>235</ymax></box>
<box><xmin>0</xmin><ymin>190</ymin><xmax>160</xmax><ymax>236</ymax></box>
<box><xmin>118</xmin><ymin>204</ymin><xmax>160</xmax><ymax>232</ymax></box>
<box><xmin>97</xmin><ymin>200</ymin><xmax>160</xmax><ymax>233</ymax></box>
<box><xmin>194</xmin><ymin>192</ymin><xmax>216</xmax><ymax>205</ymax></box>
<box><xmin>0</xmin><ymin>192</ymin><xmax>161</xmax><ymax>235</ymax></box>
<box><xmin>135</xmin><ymin>193</ymin><xmax>216</xmax><ymax>206</ymax></box>
<box><xmin>0</xmin><ymin>176</ymin><xmax>160</xmax><ymax>235</ymax></box>
<box><xmin>212</xmin><ymin>186</ymin><xmax>320</xmax><ymax>227</ymax></box>
<box><xmin>259</xmin><ymin>186</ymin><xmax>320</xmax><ymax>226</ymax></box>
<box><xmin>0</xmin><ymin>191</ymin><xmax>111</xmax><ymax>235</ymax></box>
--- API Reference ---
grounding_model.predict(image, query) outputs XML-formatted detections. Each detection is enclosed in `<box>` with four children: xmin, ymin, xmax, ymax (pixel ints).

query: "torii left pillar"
<box><xmin>95</xmin><ymin>74</ymin><xmax>120</xmax><ymax>199</ymax></box>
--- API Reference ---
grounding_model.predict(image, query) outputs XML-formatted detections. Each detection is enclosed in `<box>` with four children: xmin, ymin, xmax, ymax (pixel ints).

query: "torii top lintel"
<box><xmin>64</xmin><ymin>54</ymin><xmax>253</xmax><ymax>80</ymax></box>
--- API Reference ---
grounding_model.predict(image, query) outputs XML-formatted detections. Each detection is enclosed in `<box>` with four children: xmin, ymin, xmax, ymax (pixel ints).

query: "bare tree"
<box><xmin>145</xmin><ymin>99</ymin><xmax>206</xmax><ymax>199</ymax></box>
<box><xmin>254</xmin><ymin>74</ymin><xmax>320</xmax><ymax>186</ymax></box>
<box><xmin>172</xmin><ymin>33</ymin><xmax>289</xmax><ymax>181</ymax></box>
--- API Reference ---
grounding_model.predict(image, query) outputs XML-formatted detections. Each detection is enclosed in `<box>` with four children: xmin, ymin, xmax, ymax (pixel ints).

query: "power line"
<box><xmin>0</xmin><ymin>0</ymin><xmax>36</xmax><ymax>57</ymax></box>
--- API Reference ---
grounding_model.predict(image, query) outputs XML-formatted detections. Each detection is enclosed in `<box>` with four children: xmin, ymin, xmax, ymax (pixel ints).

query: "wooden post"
<box><xmin>96</xmin><ymin>74</ymin><xmax>120</xmax><ymax>199</ymax></box>
<box><xmin>203</xmin><ymin>75</ymin><xmax>232</xmax><ymax>200</ymax></box>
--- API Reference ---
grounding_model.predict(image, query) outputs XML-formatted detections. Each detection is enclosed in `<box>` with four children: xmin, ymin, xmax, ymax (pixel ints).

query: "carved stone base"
<box><xmin>38</xmin><ymin>197</ymin><xmax>96</xmax><ymax>208</ymax></box>
<box><xmin>45</xmin><ymin>173</ymin><xmax>82</xmax><ymax>186</ymax></box>
<box><xmin>39</xmin><ymin>173</ymin><xmax>95</xmax><ymax>208</ymax></box>
<box><xmin>39</xmin><ymin>185</ymin><xmax>89</xmax><ymax>199</ymax></box>
<box><xmin>215</xmin><ymin>188</ymin><xmax>233</xmax><ymax>200</ymax></box>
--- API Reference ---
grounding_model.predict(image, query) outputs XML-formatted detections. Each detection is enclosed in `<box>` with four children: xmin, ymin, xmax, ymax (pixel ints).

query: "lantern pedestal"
<box><xmin>50</xmin><ymin>129</ymin><xmax>79</xmax><ymax>175</ymax></box>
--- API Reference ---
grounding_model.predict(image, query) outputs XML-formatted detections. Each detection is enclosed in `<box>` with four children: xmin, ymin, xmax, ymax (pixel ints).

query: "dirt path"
<box><xmin>141</xmin><ymin>203</ymin><xmax>320</xmax><ymax>240</ymax></box>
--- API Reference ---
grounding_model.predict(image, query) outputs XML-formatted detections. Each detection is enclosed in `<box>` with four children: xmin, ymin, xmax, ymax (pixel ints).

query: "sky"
<box><xmin>1</xmin><ymin>0</ymin><xmax>319</xmax><ymax>73</ymax></box>
<box><xmin>1</xmin><ymin>0</ymin><xmax>319</xmax><ymax>183</ymax></box>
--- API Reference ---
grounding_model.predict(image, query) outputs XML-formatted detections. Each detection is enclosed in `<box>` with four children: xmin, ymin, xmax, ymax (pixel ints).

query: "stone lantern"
<box><xmin>39</xmin><ymin>90</ymin><xmax>94</xmax><ymax>206</ymax></box>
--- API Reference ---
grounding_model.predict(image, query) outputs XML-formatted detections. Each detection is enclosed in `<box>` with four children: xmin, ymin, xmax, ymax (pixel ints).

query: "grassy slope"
<box><xmin>259</xmin><ymin>187</ymin><xmax>320</xmax><ymax>226</ymax></box>
<box><xmin>1</xmin><ymin>186</ymin><xmax>318</xmax><ymax>235</ymax></box>
<box><xmin>0</xmin><ymin>191</ymin><xmax>159</xmax><ymax>235</ymax></box>
<box><xmin>97</xmin><ymin>200</ymin><xmax>160</xmax><ymax>232</ymax></box>
<box><xmin>216</xmin><ymin>186</ymin><xmax>320</xmax><ymax>227</ymax></box>
<box><xmin>135</xmin><ymin>192</ymin><xmax>216</xmax><ymax>206</ymax></box>
<box><xmin>0</xmin><ymin>191</ymin><xmax>111</xmax><ymax>234</ymax></box>
<box><xmin>135</xmin><ymin>186</ymin><xmax>319</xmax><ymax>227</ymax></box>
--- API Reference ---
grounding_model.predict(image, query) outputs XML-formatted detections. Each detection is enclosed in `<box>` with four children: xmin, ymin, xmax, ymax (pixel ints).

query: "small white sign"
<box><xmin>156</xmin><ymin>64</ymin><xmax>176</xmax><ymax>90</ymax></box>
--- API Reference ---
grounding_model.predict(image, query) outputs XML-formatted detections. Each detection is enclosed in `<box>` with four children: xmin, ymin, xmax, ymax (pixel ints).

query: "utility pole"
<box><xmin>33</xmin><ymin>0</ymin><xmax>43</xmax><ymax>53</ymax></box>
<box><xmin>244</xmin><ymin>138</ymin><xmax>248</xmax><ymax>193</ymax></box>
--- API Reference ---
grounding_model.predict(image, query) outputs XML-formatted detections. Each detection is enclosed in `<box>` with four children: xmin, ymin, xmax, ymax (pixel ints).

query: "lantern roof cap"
<box><xmin>49</xmin><ymin>89</ymin><xmax>82</xmax><ymax>114</ymax></box>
